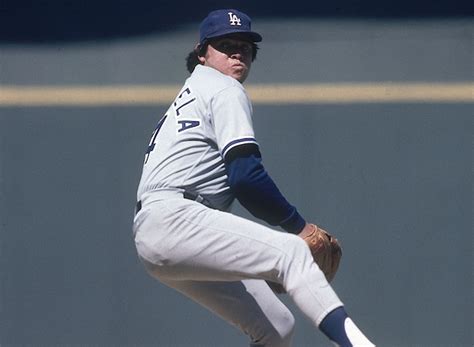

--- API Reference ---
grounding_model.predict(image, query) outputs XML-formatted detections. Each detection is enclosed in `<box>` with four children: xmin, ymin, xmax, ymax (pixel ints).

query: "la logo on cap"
<box><xmin>228</xmin><ymin>12</ymin><xmax>241</xmax><ymax>26</ymax></box>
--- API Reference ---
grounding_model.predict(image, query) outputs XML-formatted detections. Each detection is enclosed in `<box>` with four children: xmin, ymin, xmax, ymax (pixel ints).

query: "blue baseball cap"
<box><xmin>199</xmin><ymin>9</ymin><xmax>262</xmax><ymax>45</ymax></box>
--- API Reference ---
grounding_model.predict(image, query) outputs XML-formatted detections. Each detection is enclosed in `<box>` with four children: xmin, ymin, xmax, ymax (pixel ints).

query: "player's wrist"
<box><xmin>297</xmin><ymin>223</ymin><xmax>315</xmax><ymax>238</ymax></box>
<box><xmin>280</xmin><ymin>210</ymin><xmax>306</xmax><ymax>234</ymax></box>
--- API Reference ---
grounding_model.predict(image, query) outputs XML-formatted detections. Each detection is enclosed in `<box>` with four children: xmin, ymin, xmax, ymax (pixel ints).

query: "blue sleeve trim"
<box><xmin>225</xmin><ymin>153</ymin><xmax>306</xmax><ymax>234</ymax></box>
<box><xmin>222</xmin><ymin>137</ymin><xmax>258</xmax><ymax>159</ymax></box>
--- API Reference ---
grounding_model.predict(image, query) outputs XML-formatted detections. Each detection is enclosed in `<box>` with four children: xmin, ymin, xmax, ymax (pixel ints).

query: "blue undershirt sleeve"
<box><xmin>224</xmin><ymin>145</ymin><xmax>306</xmax><ymax>234</ymax></box>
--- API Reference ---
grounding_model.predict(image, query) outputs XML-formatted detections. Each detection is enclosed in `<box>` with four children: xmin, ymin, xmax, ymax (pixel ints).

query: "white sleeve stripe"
<box><xmin>222</xmin><ymin>137</ymin><xmax>258</xmax><ymax>158</ymax></box>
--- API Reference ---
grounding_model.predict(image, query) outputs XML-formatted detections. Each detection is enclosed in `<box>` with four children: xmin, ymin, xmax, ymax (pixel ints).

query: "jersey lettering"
<box><xmin>177</xmin><ymin>87</ymin><xmax>191</xmax><ymax>98</ymax></box>
<box><xmin>174</xmin><ymin>98</ymin><xmax>196</xmax><ymax>116</ymax></box>
<box><xmin>173</xmin><ymin>87</ymin><xmax>196</xmax><ymax>116</ymax></box>
<box><xmin>172</xmin><ymin>86</ymin><xmax>200</xmax><ymax>133</ymax></box>
<box><xmin>177</xmin><ymin>120</ymin><xmax>200</xmax><ymax>132</ymax></box>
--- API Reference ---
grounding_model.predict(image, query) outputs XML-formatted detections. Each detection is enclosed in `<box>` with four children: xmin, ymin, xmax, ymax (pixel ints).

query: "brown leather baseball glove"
<box><xmin>299</xmin><ymin>223</ymin><xmax>342</xmax><ymax>282</ymax></box>
<box><xmin>267</xmin><ymin>224</ymin><xmax>342</xmax><ymax>294</ymax></box>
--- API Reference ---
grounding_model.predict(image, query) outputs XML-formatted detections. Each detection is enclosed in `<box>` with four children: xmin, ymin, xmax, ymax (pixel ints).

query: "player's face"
<box><xmin>200</xmin><ymin>37</ymin><xmax>254</xmax><ymax>83</ymax></box>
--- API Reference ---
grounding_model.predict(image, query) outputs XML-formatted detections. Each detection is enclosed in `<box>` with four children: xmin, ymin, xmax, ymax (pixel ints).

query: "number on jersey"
<box><xmin>144</xmin><ymin>115</ymin><xmax>167</xmax><ymax>164</ymax></box>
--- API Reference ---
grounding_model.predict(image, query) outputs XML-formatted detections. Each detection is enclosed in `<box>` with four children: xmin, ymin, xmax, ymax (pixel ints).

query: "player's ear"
<box><xmin>195</xmin><ymin>43</ymin><xmax>206</xmax><ymax>63</ymax></box>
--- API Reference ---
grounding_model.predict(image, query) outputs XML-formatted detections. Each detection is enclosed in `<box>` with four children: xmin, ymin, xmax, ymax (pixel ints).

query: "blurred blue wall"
<box><xmin>1</xmin><ymin>0</ymin><xmax>472</xmax><ymax>42</ymax></box>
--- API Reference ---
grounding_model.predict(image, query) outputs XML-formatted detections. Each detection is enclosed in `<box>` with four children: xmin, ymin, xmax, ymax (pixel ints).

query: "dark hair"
<box><xmin>185</xmin><ymin>42</ymin><xmax>208</xmax><ymax>73</ymax></box>
<box><xmin>185</xmin><ymin>41</ymin><xmax>259</xmax><ymax>73</ymax></box>
<box><xmin>186</xmin><ymin>50</ymin><xmax>202</xmax><ymax>74</ymax></box>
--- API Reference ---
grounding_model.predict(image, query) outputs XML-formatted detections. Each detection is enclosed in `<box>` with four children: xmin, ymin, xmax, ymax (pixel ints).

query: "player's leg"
<box><xmin>134</xmin><ymin>198</ymin><xmax>342</xmax><ymax>322</ymax></box>
<box><xmin>152</xmin><ymin>277</ymin><xmax>295</xmax><ymax>347</ymax></box>
<box><xmin>134</xmin><ymin>198</ymin><xmax>373</xmax><ymax>345</ymax></box>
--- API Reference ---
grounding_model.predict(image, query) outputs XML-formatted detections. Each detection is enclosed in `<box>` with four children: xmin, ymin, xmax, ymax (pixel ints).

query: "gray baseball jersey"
<box><xmin>137</xmin><ymin>64</ymin><xmax>258</xmax><ymax>211</ymax></box>
<box><xmin>133</xmin><ymin>63</ymin><xmax>348</xmax><ymax>347</ymax></box>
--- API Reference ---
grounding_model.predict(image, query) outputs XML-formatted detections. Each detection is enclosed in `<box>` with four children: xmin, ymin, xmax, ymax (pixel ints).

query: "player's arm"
<box><xmin>224</xmin><ymin>143</ymin><xmax>306</xmax><ymax>234</ymax></box>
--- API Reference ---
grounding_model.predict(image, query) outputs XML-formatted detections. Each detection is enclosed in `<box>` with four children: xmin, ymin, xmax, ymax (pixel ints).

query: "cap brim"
<box><xmin>204</xmin><ymin>29</ymin><xmax>262</xmax><ymax>43</ymax></box>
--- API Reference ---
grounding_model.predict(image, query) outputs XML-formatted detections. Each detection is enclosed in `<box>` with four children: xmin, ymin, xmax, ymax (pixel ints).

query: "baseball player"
<box><xmin>133</xmin><ymin>9</ymin><xmax>375</xmax><ymax>347</ymax></box>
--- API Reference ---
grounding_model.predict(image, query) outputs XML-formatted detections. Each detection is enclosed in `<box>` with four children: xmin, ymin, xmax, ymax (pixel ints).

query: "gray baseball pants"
<box><xmin>133</xmin><ymin>191</ymin><xmax>343</xmax><ymax>347</ymax></box>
